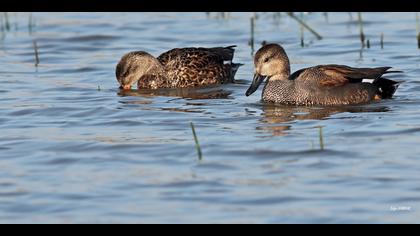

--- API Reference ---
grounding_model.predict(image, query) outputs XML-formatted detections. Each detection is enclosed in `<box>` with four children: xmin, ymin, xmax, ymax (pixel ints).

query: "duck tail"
<box><xmin>227</xmin><ymin>63</ymin><xmax>243</xmax><ymax>83</ymax></box>
<box><xmin>232</xmin><ymin>62</ymin><xmax>243</xmax><ymax>74</ymax></box>
<box><xmin>211</xmin><ymin>45</ymin><xmax>237</xmax><ymax>61</ymax></box>
<box><xmin>374</xmin><ymin>77</ymin><xmax>401</xmax><ymax>99</ymax></box>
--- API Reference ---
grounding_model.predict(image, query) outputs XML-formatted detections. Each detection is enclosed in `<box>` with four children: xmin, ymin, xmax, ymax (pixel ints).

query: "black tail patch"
<box><xmin>374</xmin><ymin>77</ymin><xmax>401</xmax><ymax>99</ymax></box>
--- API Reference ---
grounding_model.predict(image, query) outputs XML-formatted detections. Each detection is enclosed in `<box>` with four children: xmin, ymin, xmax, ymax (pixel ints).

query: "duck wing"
<box><xmin>157</xmin><ymin>46</ymin><xmax>238</xmax><ymax>86</ymax></box>
<box><xmin>157</xmin><ymin>46</ymin><xmax>236</xmax><ymax>68</ymax></box>
<box><xmin>291</xmin><ymin>64</ymin><xmax>401</xmax><ymax>87</ymax></box>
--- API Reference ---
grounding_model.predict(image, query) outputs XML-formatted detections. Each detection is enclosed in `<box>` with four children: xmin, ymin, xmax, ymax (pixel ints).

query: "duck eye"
<box><xmin>263</xmin><ymin>57</ymin><xmax>270</xmax><ymax>63</ymax></box>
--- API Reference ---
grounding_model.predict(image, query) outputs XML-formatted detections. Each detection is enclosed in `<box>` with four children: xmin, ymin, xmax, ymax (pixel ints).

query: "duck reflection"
<box><xmin>258</xmin><ymin>103</ymin><xmax>391</xmax><ymax>136</ymax></box>
<box><xmin>117</xmin><ymin>86</ymin><xmax>232</xmax><ymax>100</ymax></box>
<box><xmin>117</xmin><ymin>86</ymin><xmax>234</xmax><ymax>113</ymax></box>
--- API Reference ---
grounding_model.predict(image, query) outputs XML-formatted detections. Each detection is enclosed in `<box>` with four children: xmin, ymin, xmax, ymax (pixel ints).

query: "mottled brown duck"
<box><xmin>245</xmin><ymin>43</ymin><xmax>402</xmax><ymax>106</ymax></box>
<box><xmin>116</xmin><ymin>46</ymin><xmax>242</xmax><ymax>90</ymax></box>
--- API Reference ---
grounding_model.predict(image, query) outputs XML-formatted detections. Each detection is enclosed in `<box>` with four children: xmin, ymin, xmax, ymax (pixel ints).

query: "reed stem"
<box><xmin>319</xmin><ymin>126</ymin><xmax>324</xmax><ymax>150</ymax></box>
<box><xmin>287</xmin><ymin>12</ymin><xmax>323</xmax><ymax>40</ymax></box>
<box><xmin>28</xmin><ymin>13</ymin><xmax>33</xmax><ymax>34</ymax></box>
<box><xmin>380</xmin><ymin>33</ymin><xmax>384</xmax><ymax>49</ymax></box>
<box><xmin>323</xmin><ymin>12</ymin><xmax>329</xmax><ymax>23</ymax></box>
<box><xmin>33</xmin><ymin>40</ymin><xmax>39</xmax><ymax>67</ymax></box>
<box><xmin>416</xmin><ymin>13</ymin><xmax>420</xmax><ymax>49</ymax></box>
<box><xmin>190</xmin><ymin>122</ymin><xmax>202</xmax><ymax>161</ymax></box>
<box><xmin>358</xmin><ymin>12</ymin><xmax>365</xmax><ymax>48</ymax></box>
<box><xmin>249</xmin><ymin>16</ymin><xmax>255</xmax><ymax>55</ymax></box>
<box><xmin>4</xmin><ymin>13</ymin><xmax>10</xmax><ymax>31</ymax></box>
<box><xmin>0</xmin><ymin>14</ymin><xmax>4</xmax><ymax>33</ymax></box>
<box><xmin>300</xmin><ymin>13</ymin><xmax>305</xmax><ymax>47</ymax></box>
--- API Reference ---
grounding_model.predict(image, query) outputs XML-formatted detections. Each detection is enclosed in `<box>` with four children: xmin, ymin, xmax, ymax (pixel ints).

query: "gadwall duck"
<box><xmin>245</xmin><ymin>43</ymin><xmax>402</xmax><ymax>106</ymax></box>
<box><xmin>116</xmin><ymin>46</ymin><xmax>242</xmax><ymax>90</ymax></box>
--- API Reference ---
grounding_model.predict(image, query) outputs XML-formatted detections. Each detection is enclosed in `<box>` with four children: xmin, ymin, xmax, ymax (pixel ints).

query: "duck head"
<box><xmin>116</xmin><ymin>51</ymin><xmax>163</xmax><ymax>90</ymax></box>
<box><xmin>246</xmin><ymin>43</ymin><xmax>291</xmax><ymax>96</ymax></box>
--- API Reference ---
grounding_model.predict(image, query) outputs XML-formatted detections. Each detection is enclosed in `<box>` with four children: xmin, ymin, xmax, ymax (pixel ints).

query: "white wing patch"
<box><xmin>362</xmin><ymin>79</ymin><xmax>375</xmax><ymax>83</ymax></box>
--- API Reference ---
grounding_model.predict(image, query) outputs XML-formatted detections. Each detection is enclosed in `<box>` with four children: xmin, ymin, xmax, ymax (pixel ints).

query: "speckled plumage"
<box><xmin>116</xmin><ymin>46</ymin><xmax>242</xmax><ymax>90</ymax></box>
<box><xmin>246</xmin><ymin>44</ymin><xmax>402</xmax><ymax>106</ymax></box>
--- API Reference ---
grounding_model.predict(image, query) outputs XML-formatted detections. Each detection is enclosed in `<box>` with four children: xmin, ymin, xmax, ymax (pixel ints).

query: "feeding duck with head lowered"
<box><xmin>246</xmin><ymin>43</ymin><xmax>402</xmax><ymax>106</ymax></box>
<box><xmin>116</xmin><ymin>46</ymin><xmax>242</xmax><ymax>90</ymax></box>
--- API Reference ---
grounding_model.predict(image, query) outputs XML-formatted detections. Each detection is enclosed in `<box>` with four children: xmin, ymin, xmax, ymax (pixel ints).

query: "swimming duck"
<box><xmin>116</xmin><ymin>46</ymin><xmax>242</xmax><ymax>90</ymax></box>
<box><xmin>245</xmin><ymin>43</ymin><xmax>402</xmax><ymax>106</ymax></box>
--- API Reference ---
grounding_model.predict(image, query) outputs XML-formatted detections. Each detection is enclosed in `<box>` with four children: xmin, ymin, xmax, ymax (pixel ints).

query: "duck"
<box><xmin>116</xmin><ymin>46</ymin><xmax>242</xmax><ymax>90</ymax></box>
<box><xmin>245</xmin><ymin>43</ymin><xmax>402</xmax><ymax>106</ymax></box>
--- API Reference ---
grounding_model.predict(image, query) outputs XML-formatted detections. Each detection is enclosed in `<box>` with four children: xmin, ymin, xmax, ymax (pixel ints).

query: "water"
<box><xmin>0</xmin><ymin>12</ymin><xmax>420</xmax><ymax>223</ymax></box>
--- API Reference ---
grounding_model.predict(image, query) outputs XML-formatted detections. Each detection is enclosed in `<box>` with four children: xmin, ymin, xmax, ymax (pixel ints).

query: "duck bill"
<box><xmin>119</xmin><ymin>84</ymin><xmax>132</xmax><ymax>90</ymax></box>
<box><xmin>245</xmin><ymin>74</ymin><xmax>267</xmax><ymax>96</ymax></box>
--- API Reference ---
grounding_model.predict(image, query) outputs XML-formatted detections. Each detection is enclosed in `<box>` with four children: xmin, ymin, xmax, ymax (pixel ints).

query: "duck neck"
<box><xmin>268</xmin><ymin>72</ymin><xmax>290</xmax><ymax>81</ymax></box>
<box><xmin>135</xmin><ymin>59</ymin><xmax>168</xmax><ymax>89</ymax></box>
<box><xmin>147</xmin><ymin>60</ymin><xmax>166</xmax><ymax>77</ymax></box>
<box><xmin>262</xmin><ymin>74</ymin><xmax>295</xmax><ymax>103</ymax></box>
